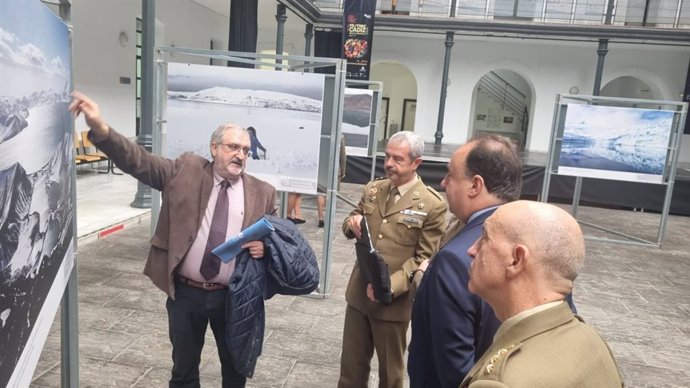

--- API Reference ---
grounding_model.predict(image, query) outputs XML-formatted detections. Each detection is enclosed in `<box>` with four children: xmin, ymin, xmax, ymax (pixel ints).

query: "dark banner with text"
<box><xmin>343</xmin><ymin>0</ymin><xmax>376</xmax><ymax>80</ymax></box>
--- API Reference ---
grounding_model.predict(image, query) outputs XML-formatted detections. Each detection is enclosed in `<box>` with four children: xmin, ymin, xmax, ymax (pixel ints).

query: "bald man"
<box><xmin>460</xmin><ymin>201</ymin><xmax>624</xmax><ymax>387</ymax></box>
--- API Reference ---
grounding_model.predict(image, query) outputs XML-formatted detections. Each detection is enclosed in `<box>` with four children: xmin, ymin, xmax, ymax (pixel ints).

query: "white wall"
<box><xmin>71</xmin><ymin>0</ymin><xmax>228</xmax><ymax>138</ymax></box>
<box><xmin>71</xmin><ymin>0</ymin><xmax>138</xmax><ymax>137</ymax></box>
<box><xmin>157</xmin><ymin>0</ymin><xmax>228</xmax><ymax>58</ymax></box>
<box><xmin>370</xmin><ymin>62</ymin><xmax>418</xmax><ymax>138</ymax></box>
<box><xmin>257</xmin><ymin>2</ymin><xmax>309</xmax><ymax>57</ymax></box>
<box><xmin>601</xmin><ymin>76</ymin><xmax>655</xmax><ymax>99</ymax></box>
<box><xmin>371</xmin><ymin>33</ymin><xmax>446</xmax><ymax>141</ymax></box>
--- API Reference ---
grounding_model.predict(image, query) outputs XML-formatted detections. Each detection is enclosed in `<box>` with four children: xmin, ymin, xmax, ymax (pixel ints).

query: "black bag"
<box><xmin>354</xmin><ymin>217</ymin><xmax>392</xmax><ymax>305</ymax></box>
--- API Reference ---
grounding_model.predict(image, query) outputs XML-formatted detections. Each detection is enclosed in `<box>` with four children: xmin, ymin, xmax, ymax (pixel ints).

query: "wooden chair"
<box><xmin>81</xmin><ymin>130</ymin><xmax>121</xmax><ymax>174</ymax></box>
<box><xmin>74</xmin><ymin>133</ymin><xmax>102</xmax><ymax>166</ymax></box>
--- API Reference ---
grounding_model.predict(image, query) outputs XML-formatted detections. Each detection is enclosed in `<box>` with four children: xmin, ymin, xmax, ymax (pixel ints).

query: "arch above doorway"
<box><xmin>370</xmin><ymin>61</ymin><xmax>417</xmax><ymax>140</ymax></box>
<box><xmin>601</xmin><ymin>68</ymin><xmax>673</xmax><ymax>100</ymax></box>
<box><xmin>601</xmin><ymin>76</ymin><xmax>657</xmax><ymax>100</ymax></box>
<box><xmin>469</xmin><ymin>69</ymin><xmax>533</xmax><ymax>150</ymax></box>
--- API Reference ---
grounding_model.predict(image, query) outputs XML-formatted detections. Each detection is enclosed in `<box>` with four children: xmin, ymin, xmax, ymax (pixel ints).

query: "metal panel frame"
<box><xmin>153</xmin><ymin>46</ymin><xmax>346</xmax><ymax>297</ymax></box>
<box><xmin>52</xmin><ymin>1</ymin><xmax>79</xmax><ymax>387</ymax></box>
<box><xmin>541</xmin><ymin>94</ymin><xmax>688</xmax><ymax>248</ymax></box>
<box><xmin>345</xmin><ymin>80</ymin><xmax>384</xmax><ymax>181</ymax></box>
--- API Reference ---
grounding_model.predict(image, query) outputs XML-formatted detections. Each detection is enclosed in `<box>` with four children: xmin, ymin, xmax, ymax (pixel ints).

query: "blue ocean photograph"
<box><xmin>558</xmin><ymin>104</ymin><xmax>674</xmax><ymax>182</ymax></box>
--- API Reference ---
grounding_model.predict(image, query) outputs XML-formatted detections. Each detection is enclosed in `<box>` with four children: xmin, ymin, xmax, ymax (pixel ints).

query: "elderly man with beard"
<box><xmin>338</xmin><ymin>131</ymin><xmax>447</xmax><ymax>388</ymax></box>
<box><xmin>70</xmin><ymin>92</ymin><xmax>276</xmax><ymax>388</ymax></box>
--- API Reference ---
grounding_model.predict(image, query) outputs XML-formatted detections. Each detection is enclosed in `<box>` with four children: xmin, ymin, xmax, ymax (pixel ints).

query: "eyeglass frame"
<box><xmin>214</xmin><ymin>142</ymin><xmax>251</xmax><ymax>156</ymax></box>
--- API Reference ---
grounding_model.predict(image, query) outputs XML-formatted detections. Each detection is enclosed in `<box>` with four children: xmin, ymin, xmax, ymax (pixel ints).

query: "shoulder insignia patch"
<box><xmin>426</xmin><ymin>186</ymin><xmax>444</xmax><ymax>201</ymax></box>
<box><xmin>485</xmin><ymin>344</ymin><xmax>516</xmax><ymax>375</ymax></box>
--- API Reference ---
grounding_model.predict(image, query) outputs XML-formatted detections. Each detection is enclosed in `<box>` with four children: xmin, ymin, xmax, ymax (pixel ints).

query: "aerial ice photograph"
<box><xmin>0</xmin><ymin>0</ymin><xmax>75</xmax><ymax>386</ymax></box>
<box><xmin>166</xmin><ymin>62</ymin><xmax>325</xmax><ymax>194</ymax></box>
<box><xmin>558</xmin><ymin>103</ymin><xmax>675</xmax><ymax>183</ymax></box>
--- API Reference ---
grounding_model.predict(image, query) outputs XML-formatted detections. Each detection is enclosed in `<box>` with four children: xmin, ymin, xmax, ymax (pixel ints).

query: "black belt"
<box><xmin>176</xmin><ymin>274</ymin><xmax>228</xmax><ymax>291</ymax></box>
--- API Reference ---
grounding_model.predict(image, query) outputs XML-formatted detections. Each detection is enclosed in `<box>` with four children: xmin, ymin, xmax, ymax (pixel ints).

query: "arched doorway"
<box><xmin>601</xmin><ymin>76</ymin><xmax>657</xmax><ymax>100</ymax></box>
<box><xmin>469</xmin><ymin>70</ymin><xmax>532</xmax><ymax>150</ymax></box>
<box><xmin>370</xmin><ymin>61</ymin><xmax>417</xmax><ymax>140</ymax></box>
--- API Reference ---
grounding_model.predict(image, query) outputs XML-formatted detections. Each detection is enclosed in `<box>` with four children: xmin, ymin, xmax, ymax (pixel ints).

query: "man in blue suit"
<box><xmin>408</xmin><ymin>135</ymin><xmax>523</xmax><ymax>388</ymax></box>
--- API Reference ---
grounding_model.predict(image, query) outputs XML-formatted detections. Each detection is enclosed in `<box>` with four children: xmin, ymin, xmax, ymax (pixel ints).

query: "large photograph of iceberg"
<box><xmin>166</xmin><ymin>63</ymin><xmax>325</xmax><ymax>194</ymax></box>
<box><xmin>342</xmin><ymin>88</ymin><xmax>374</xmax><ymax>157</ymax></box>
<box><xmin>0</xmin><ymin>0</ymin><xmax>75</xmax><ymax>387</ymax></box>
<box><xmin>557</xmin><ymin>104</ymin><xmax>674</xmax><ymax>184</ymax></box>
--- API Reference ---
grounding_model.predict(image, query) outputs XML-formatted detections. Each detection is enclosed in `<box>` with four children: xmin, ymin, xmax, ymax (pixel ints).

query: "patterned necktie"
<box><xmin>200</xmin><ymin>180</ymin><xmax>230</xmax><ymax>280</ymax></box>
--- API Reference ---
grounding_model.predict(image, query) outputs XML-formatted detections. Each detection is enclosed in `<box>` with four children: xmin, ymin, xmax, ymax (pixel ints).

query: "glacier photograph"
<box><xmin>166</xmin><ymin>62</ymin><xmax>325</xmax><ymax>194</ymax></box>
<box><xmin>342</xmin><ymin>88</ymin><xmax>374</xmax><ymax>157</ymax></box>
<box><xmin>0</xmin><ymin>0</ymin><xmax>75</xmax><ymax>386</ymax></box>
<box><xmin>557</xmin><ymin>104</ymin><xmax>675</xmax><ymax>183</ymax></box>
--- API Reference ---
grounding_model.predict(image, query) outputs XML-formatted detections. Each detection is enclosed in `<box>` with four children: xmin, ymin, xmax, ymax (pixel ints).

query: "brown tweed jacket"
<box><xmin>95</xmin><ymin>128</ymin><xmax>276</xmax><ymax>298</ymax></box>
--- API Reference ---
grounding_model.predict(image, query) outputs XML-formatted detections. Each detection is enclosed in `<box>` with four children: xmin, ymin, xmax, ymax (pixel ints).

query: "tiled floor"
<box><xmin>74</xmin><ymin>167</ymin><xmax>149</xmax><ymax>240</ymax></box>
<box><xmin>29</xmin><ymin>169</ymin><xmax>690</xmax><ymax>387</ymax></box>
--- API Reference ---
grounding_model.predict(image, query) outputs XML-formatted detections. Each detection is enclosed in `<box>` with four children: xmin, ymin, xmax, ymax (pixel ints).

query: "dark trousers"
<box><xmin>167</xmin><ymin>279</ymin><xmax>246</xmax><ymax>388</ymax></box>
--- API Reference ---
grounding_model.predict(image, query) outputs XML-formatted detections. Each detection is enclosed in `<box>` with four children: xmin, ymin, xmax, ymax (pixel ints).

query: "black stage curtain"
<box><xmin>314</xmin><ymin>29</ymin><xmax>342</xmax><ymax>74</ymax></box>
<box><xmin>228</xmin><ymin>0</ymin><xmax>257</xmax><ymax>68</ymax></box>
<box><xmin>342</xmin><ymin>156</ymin><xmax>447</xmax><ymax>190</ymax></box>
<box><xmin>343</xmin><ymin>156</ymin><xmax>690</xmax><ymax>216</ymax></box>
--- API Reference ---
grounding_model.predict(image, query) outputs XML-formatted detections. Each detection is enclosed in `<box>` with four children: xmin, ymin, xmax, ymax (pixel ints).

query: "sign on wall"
<box><xmin>166</xmin><ymin>63</ymin><xmax>326</xmax><ymax>194</ymax></box>
<box><xmin>0</xmin><ymin>0</ymin><xmax>75</xmax><ymax>386</ymax></box>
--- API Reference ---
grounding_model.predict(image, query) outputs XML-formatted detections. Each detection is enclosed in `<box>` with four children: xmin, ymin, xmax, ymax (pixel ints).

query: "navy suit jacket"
<box><xmin>408</xmin><ymin>209</ymin><xmax>500</xmax><ymax>388</ymax></box>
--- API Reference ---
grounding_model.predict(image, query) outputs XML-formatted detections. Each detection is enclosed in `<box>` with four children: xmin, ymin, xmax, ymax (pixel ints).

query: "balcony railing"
<box><xmin>314</xmin><ymin>0</ymin><xmax>690</xmax><ymax>28</ymax></box>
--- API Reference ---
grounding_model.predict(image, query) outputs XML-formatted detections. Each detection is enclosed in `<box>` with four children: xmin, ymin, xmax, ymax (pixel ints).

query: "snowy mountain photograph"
<box><xmin>557</xmin><ymin>104</ymin><xmax>675</xmax><ymax>183</ymax></box>
<box><xmin>0</xmin><ymin>1</ymin><xmax>74</xmax><ymax>386</ymax></box>
<box><xmin>166</xmin><ymin>62</ymin><xmax>325</xmax><ymax>194</ymax></box>
<box><xmin>342</xmin><ymin>88</ymin><xmax>374</xmax><ymax>157</ymax></box>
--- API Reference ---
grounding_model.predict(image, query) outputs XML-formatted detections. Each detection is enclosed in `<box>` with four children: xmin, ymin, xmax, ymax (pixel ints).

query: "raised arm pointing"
<box><xmin>68</xmin><ymin>91</ymin><xmax>109</xmax><ymax>141</ymax></box>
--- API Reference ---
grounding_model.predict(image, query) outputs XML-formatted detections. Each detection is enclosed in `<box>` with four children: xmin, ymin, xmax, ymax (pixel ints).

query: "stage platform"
<box><xmin>343</xmin><ymin>143</ymin><xmax>690</xmax><ymax>216</ymax></box>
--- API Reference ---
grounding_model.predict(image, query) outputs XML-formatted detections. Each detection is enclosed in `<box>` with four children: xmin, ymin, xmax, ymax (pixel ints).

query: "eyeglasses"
<box><xmin>216</xmin><ymin>143</ymin><xmax>250</xmax><ymax>156</ymax></box>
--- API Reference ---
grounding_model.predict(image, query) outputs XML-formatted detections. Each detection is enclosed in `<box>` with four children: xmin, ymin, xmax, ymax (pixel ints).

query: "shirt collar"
<box><xmin>213</xmin><ymin>171</ymin><xmax>241</xmax><ymax>188</ymax></box>
<box><xmin>467</xmin><ymin>205</ymin><xmax>499</xmax><ymax>224</ymax></box>
<box><xmin>392</xmin><ymin>174</ymin><xmax>419</xmax><ymax>197</ymax></box>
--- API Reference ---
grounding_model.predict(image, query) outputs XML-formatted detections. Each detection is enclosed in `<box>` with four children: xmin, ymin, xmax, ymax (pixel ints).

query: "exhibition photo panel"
<box><xmin>557</xmin><ymin>103</ymin><xmax>675</xmax><ymax>184</ymax></box>
<box><xmin>166</xmin><ymin>62</ymin><xmax>326</xmax><ymax>194</ymax></box>
<box><xmin>342</xmin><ymin>87</ymin><xmax>374</xmax><ymax>157</ymax></box>
<box><xmin>0</xmin><ymin>0</ymin><xmax>75</xmax><ymax>386</ymax></box>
